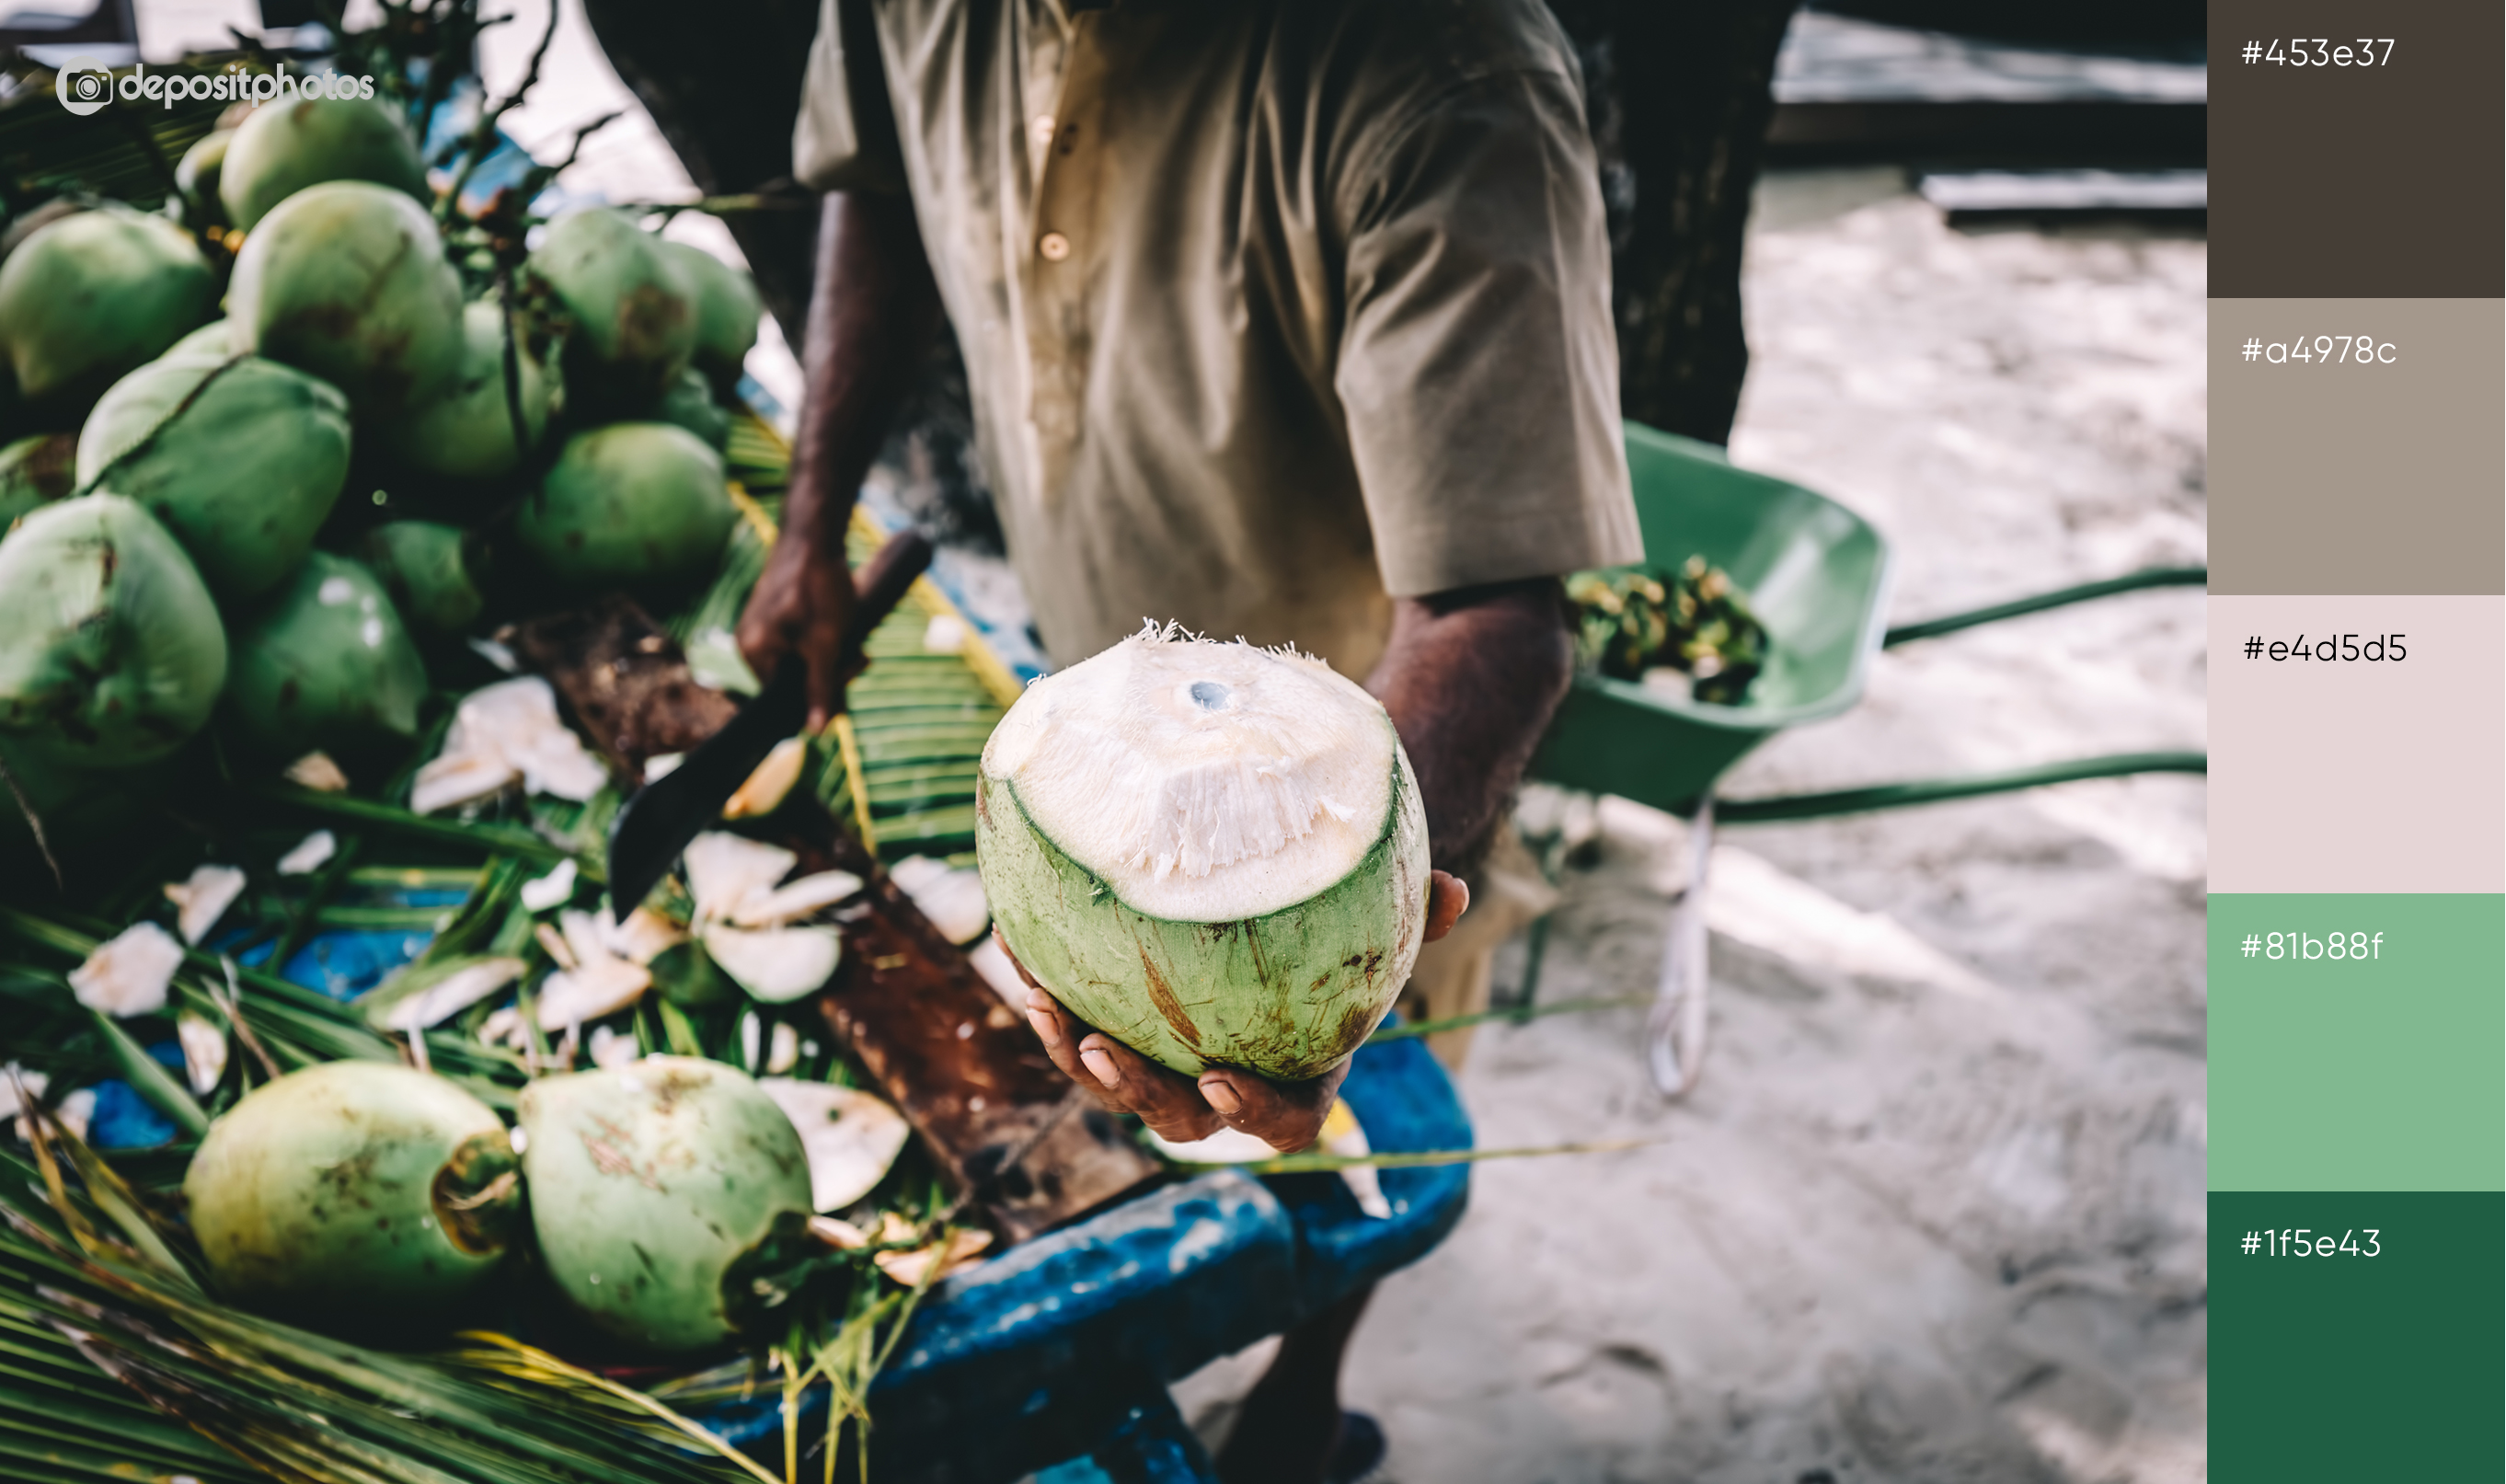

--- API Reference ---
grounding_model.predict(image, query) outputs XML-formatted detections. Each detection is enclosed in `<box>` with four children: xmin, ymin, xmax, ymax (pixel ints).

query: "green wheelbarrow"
<box><xmin>1526</xmin><ymin>421</ymin><xmax>2205</xmax><ymax>1097</ymax></box>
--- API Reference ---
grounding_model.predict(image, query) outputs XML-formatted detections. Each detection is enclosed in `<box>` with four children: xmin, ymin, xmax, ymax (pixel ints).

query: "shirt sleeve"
<box><xmin>791</xmin><ymin>0</ymin><xmax>909</xmax><ymax>194</ymax></box>
<box><xmin>1333</xmin><ymin>67</ymin><xmax>1643</xmax><ymax>598</ymax></box>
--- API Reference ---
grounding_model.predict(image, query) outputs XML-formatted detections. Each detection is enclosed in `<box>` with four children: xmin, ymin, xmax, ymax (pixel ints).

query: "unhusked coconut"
<box><xmin>525</xmin><ymin>209</ymin><xmax>697</xmax><ymax>413</ymax></box>
<box><xmin>517</xmin><ymin>1057</ymin><xmax>813</xmax><ymax>1354</ymax></box>
<box><xmin>359</xmin><ymin>521</ymin><xmax>487</xmax><ymax>634</ymax></box>
<box><xmin>0</xmin><ymin>207</ymin><xmax>214</xmax><ymax>412</ymax></box>
<box><xmin>228</xmin><ymin>181</ymin><xmax>464</xmax><ymax>416</ymax></box>
<box><xmin>216</xmin><ymin>95</ymin><xmax>428</xmax><ymax>233</ymax></box>
<box><xmin>0</xmin><ymin>432</ymin><xmax>75</xmax><ymax>532</ymax></box>
<box><xmin>517</xmin><ymin>422</ymin><xmax>733</xmax><ymax>597</ymax></box>
<box><xmin>75</xmin><ymin>354</ymin><xmax>351</xmax><ymax>603</ymax></box>
<box><xmin>0</xmin><ymin>496</ymin><xmax>225</xmax><ymax>768</ymax></box>
<box><xmin>658</xmin><ymin>240</ymin><xmax>761</xmax><ymax>395</ymax></box>
<box><xmin>221</xmin><ymin>554</ymin><xmax>428</xmax><ymax>758</ymax></box>
<box><xmin>184</xmin><ymin>1063</ymin><xmax>520</xmax><ymax>1338</ymax></box>
<box><xmin>977</xmin><ymin>629</ymin><xmax>1429</xmax><ymax>1080</ymax></box>
<box><xmin>374</xmin><ymin>299</ymin><xmax>559</xmax><ymax>487</ymax></box>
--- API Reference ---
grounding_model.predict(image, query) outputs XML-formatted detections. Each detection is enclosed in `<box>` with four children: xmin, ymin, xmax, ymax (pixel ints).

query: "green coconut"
<box><xmin>217</xmin><ymin>95</ymin><xmax>428</xmax><ymax>234</ymax></box>
<box><xmin>526</xmin><ymin>209</ymin><xmax>697</xmax><ymax>413</ymax></box>
<box><xmin>184</xmin><ymin>1062</ymin><xmax>521</xmax><ymax>1337</ymax></box>
<box><xmin>359</xmin><ymin>519</ymin><xmax>486</xmax><ymax>633</ymax></box>
<box><xmin>228</xmin><ymin>180</ymin><xmax>465</xmax><ymax>417</ymax></box>
<box><xmin>650</xmin><ymin>365</ymin><xmax>730</xmax><ymax>449</ymax></box>
<box><xmin>0</xmin><ymin>207</ymin><xmax>215</xmax><ymax>411</ymax></box>
<box><xmin>517</xmin><ymin>422</ymin><xmax>733</xmax><ymax>595</ymax></box>
<box><xmin>518</xmin><ymin>1056</ymin><xmax>816</xmax><ymax>1355</ymax></box>
<box><xmin>977</xmin><ymin>631</ymin><xmax>1431</xmax><ymax>1080</ymax></box>
<box><xmin>375</xmin><ymin>299</ymin><xmax>559</xmax><ymax>484</ymax></box>
<box><xmin>0</xmin><ymin>495</ymin><xmax>226</xmax><ymax>769</ymax></box>
<box><xmin>658</xmin><ymin>240</ymin><xmax>761</xmax><ymax>393</ymax></box>
<box><xmin>75</xmin><ymin>355</ymin><xmax>351</xmax><ymax>602</ymax></box>
<box><xmin>0</xmin><ymin>431</ymin><xmax>75</xmax><ymax>530</ymax></box>
<box><xmin>222</xmin><ymin>552</ymin><xmax>427</xmax><ymax>757</ymax></box>
<box><xmin>174</xmin><ymin>128</ymin><xmax>233</xmax><ymax>232</ymax></box>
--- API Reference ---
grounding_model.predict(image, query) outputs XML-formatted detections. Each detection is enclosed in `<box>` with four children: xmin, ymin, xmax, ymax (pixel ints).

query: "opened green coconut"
<box><xmin>222</xmin><ymin>552</ymin><xmax>427</xmax><ymax>757</ymax></box>
<box><xmin>184</xmin><ymin>1062</ymin><xmax>521</xmax><ymax>1337</ymax></box>
<box><xmin>0</xmin><ymin>495</ymin><xmax>225</xmax><ymax>768</ymax></box>
<box><xmin>518</xmin><ymin>1056</ymin><xmax>816</xmax><ymax>1355</ymax></box>
<box><xmin>658</xmin><ymin>240</ymin><xmax>761</xmax><ymax>394</ymax></box>
<box><xmin>217</xmin><ymin>95</ymin><xmax>428</xmax><ymax>233</ymax></box>
<box><xmin>0</xmin><ymin>431</ymin><xmax>74</xmax><ymax>530</ymax></box>
<box><xmin>516</xmin><ymin>421</ymin><xmax>733</xmax><ymax>595</ymax></box>
<box><xmin>375</xmin><ymin>298</ymin><xmax>560</xmax><ymax>485</ymax></box>
<box><xmin>75</xmin><ymin>355</ymin><xmax>351</xmax><ymax>602</ymax></box>
<box><xmin>0</xmin><ymin>206</ymin><xmax>215</xmax><ymax>411</ymax></box>
<box><xmin>525</xmin><ymin>209</ymin><xmax>696</xmax><ymax>412</ymax></box>
<box><xmin>360</xmin><ymin>520</ymin><xmax>487</xmax><ymax>633</ymax></box>
<box><xmin>977</xmin><ymin>630</ymin><xmax>1430</xmax><ymax>1080</ymax></box>
<box><xmin>228</xmin><ymin>181</ymin><xmax>464</xmax><ymax>416</ymax></box>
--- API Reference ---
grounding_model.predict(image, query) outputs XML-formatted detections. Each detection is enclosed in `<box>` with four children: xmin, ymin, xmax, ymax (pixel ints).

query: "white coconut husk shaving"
<box><xmin>966</xmin><ymin>936</ymin><xmax>1031</xmax><ymax>1010</ymax></box>
<box><xmin>17</xmin><ymin>1086</ymin><xmax>92</xmax><ymax>1143</ymax></box>
<box><xmin>477</xmin><ymin>1006</ymin><xmax>523</xmax><ymax>1047</ymax></box>
<box><xmin>176</xmin><ymin>1013</ymin><xmax>227</xmax><ymax>1096</ymax></box>
<box><xmin>700</xmin><ymin>924</ymin><xmax>843</xmax><ymax>1004</ymax></box>
<box><xmin>0</xmin><ymin>1065</ymin><xmax>49</xmax><ymax>1120</ymax></box>
<box><xmin>519</xmin><ymin>858</ymin><xmax>579</xmax><ymax>913</ymax></box>
<box><xmin>922</xmin><ymin>614</ymin><xmax>969</xmax><ymax>654</ymax></box>
<box><xmin>1146</xmin><ymin>1098</ymin><xmax>1390</xmax><ymax>1220</ymax></box>
<box><xmin>871</xmin><ymin>1214</ymin><xmax>992</xmax><ymax>1286</ymax></box>
<box><xmin>587</xmin><ymin>1024</ymin><xmax>638</xmax><ymax>1070</ymax></box>
<box><xmin>722</xmin><ymin>736</ymin><xmax>807</xmax><ymax>819</ymax></box>
<box><xmin>679</xmin><ymin>833</ymin><xmax>858</xmax><ymax>1001</ymax></box>
<box><xmin>69</xmin><ymin>923</ymin><xmax>185</xmax><ymax>1018</ymax></box>
<box><xmin>643</xmin><ymin>753</ymin><xmax>684</xmax><ymax>781</ymax></box>
<box><xmin>411</xmin><ymin>677</ymin><xmax>607</xmax><ymax>815</ymax></box>
<box><xmin>383</xmin><ymin>957</ymin><xmax>528</xmax><ymax>1032</ymax></box>
<box><xmin>604</xmin><ymin>906</ymin><xmax>689</xmax><ymax>966</ymax></box>
<box><xmin>888</xmin><ymin>856</ymin><xmax>989</xmax><ymax>945</ymax></box>
<box><xmin>276</xmin><ymin>830</ymin><xmax>337</xmax><ymax>877</ymax></box>
<box><xmin>760</xmin><ymin>1078</ymin><xmax>911</xmax><ymax>1211</ymax></box>
<box><xmin>163</xmin><ymin>864</ymin><xmax>246</xmax><ymax>946</ymax></box>
<box><xmin>282</xmin><ymin>751</ymin><xmax>351</xmax><ymax>792</ymax></box>
<box><xmin>766</xmin><ymin>1020</ymin><xmax>799</xmax><ymax>1074</ymax></box>
<box><xmin>534</xmin><ymin>911</ymin><xmax>651</xmax><ymax>1030</ymax></box>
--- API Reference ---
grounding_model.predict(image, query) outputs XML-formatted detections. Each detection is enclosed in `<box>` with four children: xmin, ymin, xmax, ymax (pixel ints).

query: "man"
<box><xmin>737</xmin><ymin>2</ymin><xmax>1640</xmax><ymax>1476</ymax></box>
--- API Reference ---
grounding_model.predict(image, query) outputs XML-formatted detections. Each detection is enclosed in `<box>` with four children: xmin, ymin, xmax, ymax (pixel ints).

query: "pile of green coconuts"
<box><xmin>185</xmin><ymin>1055</ymin><xmax>826</xmax><ymax>1355</ymax></box>
<box><xmin>0</xmin><ymin>92</ymin><xmax>762</xmax><ymax>867</ymax></box>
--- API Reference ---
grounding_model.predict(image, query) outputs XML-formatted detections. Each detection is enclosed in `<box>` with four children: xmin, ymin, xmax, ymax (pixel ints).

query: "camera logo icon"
<box><xmin>54</xmin><ymin>56</ymin><xmax>113</xmax><ymax>116</ymax></box>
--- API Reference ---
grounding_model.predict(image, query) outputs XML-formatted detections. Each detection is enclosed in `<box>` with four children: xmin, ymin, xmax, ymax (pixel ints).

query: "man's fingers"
<box><xmin>1197</xmin><ymin>1059</ymin><xmax>1346</xmax><ymax>1153</ymax></box>
<box><xmin>1423</xmin><ymin>869</ymin><xmax>1470</xmax><ymax>944</ymax></box>
<box><xmin>1076</xmin><ymin>1033</ymin><xmax>1219</xmax><ymax>1142</ymax></box>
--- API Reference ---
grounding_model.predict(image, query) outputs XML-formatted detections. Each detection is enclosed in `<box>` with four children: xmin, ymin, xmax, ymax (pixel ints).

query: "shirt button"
<box><xmin>1038</xmin><ymin>232</ymin><xmax>1072</xmax><ymax>261</ymax></box>
<box><xmin>1032</xmin><ymin>115</ymin><xmax>1056</xmax><ymax>144</ymax></box>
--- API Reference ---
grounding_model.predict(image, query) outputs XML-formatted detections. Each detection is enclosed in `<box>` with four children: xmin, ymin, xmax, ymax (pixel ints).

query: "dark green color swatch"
<box><xmin>2211</xmin><ymin>1191</ymin><xmax>2502</xmax><ymax>1478</ymax></box>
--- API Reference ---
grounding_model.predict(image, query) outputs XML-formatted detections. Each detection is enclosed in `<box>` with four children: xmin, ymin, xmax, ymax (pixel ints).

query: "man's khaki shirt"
<box><xmin>797</xmin><ymin>0</ymin><xmax>1641</xmax><ymax>676</ymax></box>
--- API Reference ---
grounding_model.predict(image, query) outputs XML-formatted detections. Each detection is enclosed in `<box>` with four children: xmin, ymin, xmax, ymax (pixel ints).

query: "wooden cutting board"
<box><xmin>508</xmin><ymin>596</ymin><xmax>1161</xmax><ymax>1244</ymax></box>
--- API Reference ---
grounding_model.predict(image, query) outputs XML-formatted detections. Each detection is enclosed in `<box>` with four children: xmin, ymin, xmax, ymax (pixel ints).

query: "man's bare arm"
<box><xmin>1366</xmin><ymin>580</ymin><xmax>1576</xmax><ymax>875</ymax></box>
<box><xmin>737</xmin><ymin>190</ymin><xmax>945</xmax><ymax>729</ymax></box>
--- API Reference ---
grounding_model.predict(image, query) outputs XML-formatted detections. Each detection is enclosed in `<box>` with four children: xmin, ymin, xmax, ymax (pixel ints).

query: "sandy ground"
<box><xmin>122</xmin><ymin>7</ymin><xmax>2210</xmax><ymax>1473</ymax></box>
<box><xmin>1170</xmin><ymin>178</ymin><xmax>2210</xmax><ymax>1484</ymax></box>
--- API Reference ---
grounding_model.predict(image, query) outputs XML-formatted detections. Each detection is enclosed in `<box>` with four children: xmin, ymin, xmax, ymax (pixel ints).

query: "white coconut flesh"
<box><xmin>977</xmin><ymin>631</ymin><xmax>1430</xmax><ymax>1078</ymax></box>
<box><xmin>982</xmin><ymin>634</ymin><xmax>1397</xmax><ymax>922</ymax></box>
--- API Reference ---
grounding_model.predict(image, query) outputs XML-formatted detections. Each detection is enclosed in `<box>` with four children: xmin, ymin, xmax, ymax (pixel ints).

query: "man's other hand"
<box><xmin>737</xmin><ymin>535</ymin><xmax>861</xmax><ymax>733</ymax></box>
<box><xmin>998</xmin><ymin>870</ymin><xmax>1468</xmax><ymax>1153</ymax></box>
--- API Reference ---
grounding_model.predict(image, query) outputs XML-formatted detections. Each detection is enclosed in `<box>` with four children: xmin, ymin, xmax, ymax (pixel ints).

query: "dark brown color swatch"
<box><xmin>2211</xmin><ymin>0</ymin><xmax>2503</xmax><ymax>297</ymax></box>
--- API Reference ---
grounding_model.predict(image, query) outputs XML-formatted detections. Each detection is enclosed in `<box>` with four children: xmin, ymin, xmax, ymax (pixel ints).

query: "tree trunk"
<box><xmin>1548</xmin><ymin>0</ymin><xmax>1804</xmax><ymax>446</ymax></box>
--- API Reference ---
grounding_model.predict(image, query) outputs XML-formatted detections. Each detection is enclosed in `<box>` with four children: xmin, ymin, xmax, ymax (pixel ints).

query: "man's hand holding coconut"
<box><xmin>724</xmin><ymin>2</ymin><xmax>1642</xmax><ymax>1476</ymax></box>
